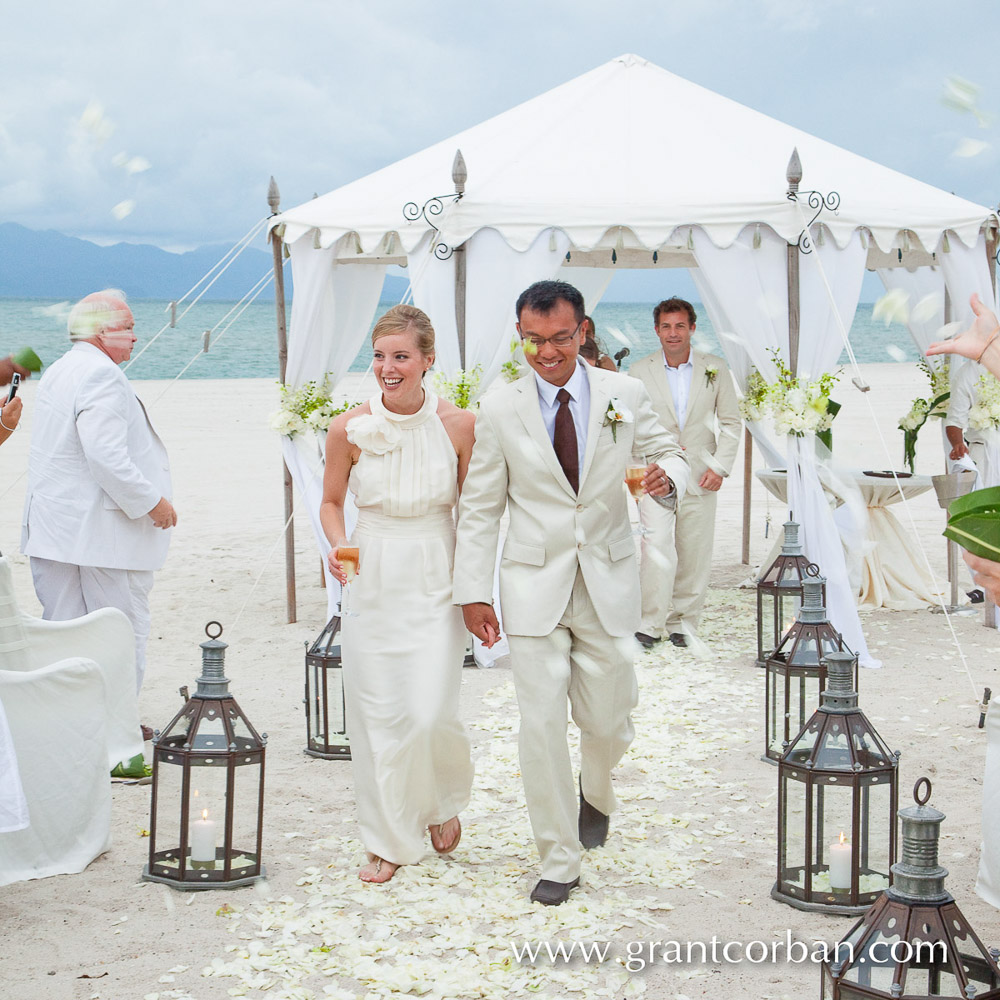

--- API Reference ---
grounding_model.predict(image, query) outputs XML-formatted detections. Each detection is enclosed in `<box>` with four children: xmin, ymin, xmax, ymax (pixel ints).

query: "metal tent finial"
<box><xmin>786</xmin><ymin>148</ymin><xmax>802</xmax><ymax>194</ymax></box>
<box><xmin>452</xmin><ymin>149</ymin><xmax>467</xmax><ymax>196</ymax></box>
<box><xmin>267</xmin><ymin>177</ymin><xmax>280</xmax><ymax>215</ymax></box>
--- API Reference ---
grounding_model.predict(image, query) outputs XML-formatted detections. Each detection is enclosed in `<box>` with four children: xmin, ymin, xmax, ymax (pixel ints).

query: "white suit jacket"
<box><xmin>629</xmin><ymin>349</ymin><xmax>741</xmax><ymax>496</ymax></box>
<box><xmin>453</xmin><ymin>363</ymin><xmax>688</xmax><ymax>637</ymax></box>
<box><xmin>22</xmin><ymin>343</ymin><xmax>172</xmax><ymax>571</ymax></box>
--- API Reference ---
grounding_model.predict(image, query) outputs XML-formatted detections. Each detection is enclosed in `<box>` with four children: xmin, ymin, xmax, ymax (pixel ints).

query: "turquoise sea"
<box><xmin>0</xmin><ymin>298</ymin><xmax>920</xmax><ymax>381</ymax></box>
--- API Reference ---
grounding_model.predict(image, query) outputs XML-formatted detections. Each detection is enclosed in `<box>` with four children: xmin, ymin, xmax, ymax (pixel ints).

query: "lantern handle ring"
<box><xmin>205</xmin><ymin>621</ymin><xmax>224</xmax><ymax>640</ymax></box>
<box><xmin>913</xmin><ymin>776</ymin><xmax>932</xmax><ymax>805</ymax></box>
<box><xmin>806</xmin><ymin>562</ymin><xmax>821</xmax><ymax>577</ymax></box>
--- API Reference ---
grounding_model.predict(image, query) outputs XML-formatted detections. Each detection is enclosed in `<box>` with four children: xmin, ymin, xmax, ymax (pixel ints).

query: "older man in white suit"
<box><xmin>630</xmin><ymin>297</ymin><xmax>741</xmax><ymax>648</ymax></box>
<box><xmin>22</xmin><ymin>289</ymin><xmax>176</xmax><ymax>692</ymax></box>
<box><xmin>454</xmin><ymin>280</ymin><xmax>688</xmax><ymax>906</ymax></box>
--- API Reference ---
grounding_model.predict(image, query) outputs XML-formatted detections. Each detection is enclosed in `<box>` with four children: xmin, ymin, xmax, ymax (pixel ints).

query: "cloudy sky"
<box><xmin>2</xmin><ymin>0</ymin><xmax>998</xmax><ymax>250</ymax></box>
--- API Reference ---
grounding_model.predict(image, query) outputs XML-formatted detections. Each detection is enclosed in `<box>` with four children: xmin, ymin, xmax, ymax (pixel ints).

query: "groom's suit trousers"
<box><xmin>507</xmin><ymin>566</ymin><xmax>638</xmax><ymax>883</ymax></box>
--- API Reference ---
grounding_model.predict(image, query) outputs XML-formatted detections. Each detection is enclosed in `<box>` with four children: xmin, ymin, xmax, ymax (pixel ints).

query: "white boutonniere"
<box><xmin>604</xmin><ymin>397</ymin><xmax>633</xmax><ymax>442</ymax></box>
<box><xmin>705</xmin><ymin>366</ymin><xmax>718</xmax><ymax>387</ymax></box>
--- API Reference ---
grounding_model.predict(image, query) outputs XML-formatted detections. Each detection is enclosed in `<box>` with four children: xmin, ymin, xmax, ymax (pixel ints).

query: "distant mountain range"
<box><xmin>0</xmin><ymin>223</ymin><xmax>409</xmax><ymax>301</ymax></box>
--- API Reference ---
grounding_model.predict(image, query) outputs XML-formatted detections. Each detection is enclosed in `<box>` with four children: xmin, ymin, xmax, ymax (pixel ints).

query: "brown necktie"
<box><xmin>553</xmin><ymin>388</ymin><xmax>579</xmax><ymax>492</ymax></box>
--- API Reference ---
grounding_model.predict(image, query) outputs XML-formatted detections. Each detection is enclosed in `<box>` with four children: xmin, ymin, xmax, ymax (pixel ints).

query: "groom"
<box><xmin>454</xmin><ymin>280</ymin><xmax>688</xmax><ymax>905</ymax></box>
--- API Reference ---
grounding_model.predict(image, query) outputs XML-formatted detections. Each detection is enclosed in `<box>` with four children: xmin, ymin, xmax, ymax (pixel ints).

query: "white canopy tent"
<box><xmin>269</xmin><ymin>53</ymin><xmax>998</xmax><ymax>665</ymax></box>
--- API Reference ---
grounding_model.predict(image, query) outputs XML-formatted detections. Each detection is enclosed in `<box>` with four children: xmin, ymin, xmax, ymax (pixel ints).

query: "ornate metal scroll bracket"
<box><xmin>402</xmin><ymin>192</ymin><xmax>463</xmax><ymax>260</ymax></box>
<box><xmin>787</xmin><ymin>189</ymin><xmax>841</xmax><ymax>255</ymax></box>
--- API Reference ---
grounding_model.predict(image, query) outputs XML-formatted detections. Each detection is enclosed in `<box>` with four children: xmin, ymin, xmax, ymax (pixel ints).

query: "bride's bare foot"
<box><xmin>359</xmin><ymin>856</ymin><xmax>399</xmax><ymax>883</ymax></box>
<box><xmin>429</xmin><ymin>816</ymin><xmax>461</xmax><ymax>854</ymax></box>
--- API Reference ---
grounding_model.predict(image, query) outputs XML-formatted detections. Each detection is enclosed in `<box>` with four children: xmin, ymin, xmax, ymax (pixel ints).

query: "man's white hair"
<box><xmin>67</xmin><ymin>289</ymin><xmax>131</xmax><ymax>342</ymax></box>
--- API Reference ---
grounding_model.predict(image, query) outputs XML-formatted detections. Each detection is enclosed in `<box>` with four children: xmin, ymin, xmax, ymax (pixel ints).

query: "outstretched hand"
<box><xmin>462</xmin><ymin>602</ymin><xmax>501</xmax><ymax>648</ymax></box>
<box><xmin>926</xmin><ymin>293</ymin><xmax>1000</xmax><ymax>372</ymax></box>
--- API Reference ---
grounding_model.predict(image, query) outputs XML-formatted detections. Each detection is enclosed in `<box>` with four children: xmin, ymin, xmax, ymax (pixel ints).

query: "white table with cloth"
<box><xmin>757</xmin><ymin>469</ymin><xmax>942</xmax><ymax>611</ymax></box>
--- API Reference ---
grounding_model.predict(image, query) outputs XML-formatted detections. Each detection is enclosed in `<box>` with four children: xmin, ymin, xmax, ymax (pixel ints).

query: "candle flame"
<box><xmin>839</xmin><ymin>831</ymin><xmax>846</xmax><ymax>845</ymax></box>
<box><xmin>202</xmin><ymin>808</ymin><xmax>209</xmax><ymax>821</ymax></box>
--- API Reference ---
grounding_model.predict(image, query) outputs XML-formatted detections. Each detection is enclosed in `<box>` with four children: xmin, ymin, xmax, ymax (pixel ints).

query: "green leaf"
<box><xmin>943</xmin><ymin>518</ymin><xmax>1000</xmax><ymax>561</ymax></box>
<box><xmin>947</xmin><ymin>486</ymin><xmax>1000</xmax><ymax>521</ymax></box>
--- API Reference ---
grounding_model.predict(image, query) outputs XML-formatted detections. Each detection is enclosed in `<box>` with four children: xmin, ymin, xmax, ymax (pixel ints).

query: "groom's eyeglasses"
<box><xmin>521</xmin><ymin>322</ymin><xmax>583</xmax><ymax>351</ymax></box>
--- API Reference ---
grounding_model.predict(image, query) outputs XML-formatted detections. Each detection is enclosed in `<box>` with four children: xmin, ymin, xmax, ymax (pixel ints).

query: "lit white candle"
<box><xmin>190</xmin><ymin>807</ymin><xmax>217</xmax><ymax>863</ymax></box>
<box><xmin>829</xmin><ymin>831</ymin><xmax>852</xmax><ymax>890</ymax></box>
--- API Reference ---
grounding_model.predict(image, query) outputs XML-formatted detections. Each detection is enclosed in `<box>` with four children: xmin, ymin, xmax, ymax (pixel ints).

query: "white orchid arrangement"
<box><xmin>739</xmin><ymin>353</ymin><xmax>840</xmax><ymax>447</ymax></box>
<box><xmin>270</xmin><ymin>376</ymin><xmax>349</xmax><ymax>438</ymax></box>
<box><xmin>898</xmin><ymin>358</ymin><xmax>950</xmax><ymax>471</ymax></box>
<box><xmin>604</xmin><ymin>396</ymin><xmax>633</xmax><ymax>442</ymax></box>
<box><xmin>432</xmin><ymin>365</ymin><xmax>483</xmax><ymax>409</ymax></box>
<box><xmin>705</xmin><ymin>366</ymin><xmax>718</xmax><ymax>387</ymax></box>
<box><xmin>969</xmin><ymin>372</ymin><xmax>1000</xmax><ymax>430</ymax></box>
<box><xmin>501</xmin><ymin>336</ymin><xmax>527</xmax><ymax>383</ymax></box>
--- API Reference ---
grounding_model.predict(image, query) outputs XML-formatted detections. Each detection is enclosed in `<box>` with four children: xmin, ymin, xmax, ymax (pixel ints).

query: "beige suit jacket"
<box><xmin>629</xmin><ymin>349</ymin><xmax>741</xmax><ymax>496</ymax></box>
<box><xmin>453</xmin><ymin>363</ymin><xmax>688</xmax><ymax>638</ymax></box>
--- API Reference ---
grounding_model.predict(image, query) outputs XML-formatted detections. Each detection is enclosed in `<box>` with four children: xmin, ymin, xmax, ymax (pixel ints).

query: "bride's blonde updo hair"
<box><xmin>371</xmin><ymin>304</ymin><xmax>435</xmax><ymax>357</ymax></box>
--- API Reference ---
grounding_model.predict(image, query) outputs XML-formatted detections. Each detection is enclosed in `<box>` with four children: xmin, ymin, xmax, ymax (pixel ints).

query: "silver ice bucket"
<box><xmin>931</xmin><ymin>470</ymin><xmax>978</xmax><ymax>510</ymax></box>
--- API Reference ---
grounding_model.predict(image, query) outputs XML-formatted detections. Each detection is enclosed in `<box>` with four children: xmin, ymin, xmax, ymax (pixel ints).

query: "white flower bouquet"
<box><xmin>269</xmin><ymin>376</ymin><xmax>350</xmax><ymax>438</ymax></box>
<box><xmin>969</xmin><ymin>372</ymin><xmax>1000</xmax><ymax>431</ymax></box>
<box><xmin>432</xmin><ymin>365</ymin><xmax>483</xmax><ymax>409</ymax></box>
<box><xmin>898</xmin><ymin>358</ymin><xmax>950</xmax><ymax>471</ymax></box>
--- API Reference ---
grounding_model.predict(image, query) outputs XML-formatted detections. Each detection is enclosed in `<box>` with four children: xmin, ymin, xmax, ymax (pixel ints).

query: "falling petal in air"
<box><xmin>885</xmin><ymin>344</ymin><xmax>908</xmax><ymax>363</ymax></box>
<box><xmin>872</xmin><ymin>288</ymin><xmax>910</xmax><ymax>327</ymax></box>
<box><xmin>940</xmin><ymin>76</ymin><xmax>981</xmax><ymax>115</ymax></box>
<box><xmin>911</xmin><ymin>293</ymin><xmax>944</xmax><ymax>326</ymax></box>
<box><xmin>125</xmin><ymin>156</ymin><xmax>152</xmax><ymax>174</ymax></box>
<box><xmin>111</xmin><ymin>200</ymin><xmax>135</xmax><ymax>220</ymax></box>
<box><xmin>952</xmin><ymin>138</ymin><xmax>991</xmax><ymax>159</ymax></box>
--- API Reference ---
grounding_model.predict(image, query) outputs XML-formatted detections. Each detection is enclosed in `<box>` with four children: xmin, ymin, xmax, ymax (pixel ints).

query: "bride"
<box><xmin>320</xmin><ymin>304</ymin><xmax>475</xmax><ymax>883</ymax></box>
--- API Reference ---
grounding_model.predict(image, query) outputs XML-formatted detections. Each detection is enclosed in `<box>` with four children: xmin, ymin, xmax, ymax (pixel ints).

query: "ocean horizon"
<box><xmin>0</xmin><ymin>296</ymin><xmax>924</xmax><ymax>382</ymax></box>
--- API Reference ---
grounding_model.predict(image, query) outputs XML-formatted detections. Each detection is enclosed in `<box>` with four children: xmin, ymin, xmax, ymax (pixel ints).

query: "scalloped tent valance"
<box><xmin>272</xmin><ymin>53</ymin><xmax>997</xmax><ymax>258</ymax></box>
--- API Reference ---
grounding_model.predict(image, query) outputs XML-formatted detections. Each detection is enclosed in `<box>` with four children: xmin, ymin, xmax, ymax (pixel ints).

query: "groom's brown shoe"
<box><xmin>579</xmin><ymin>783</ymin><xmax>609</xmax><ymax>849</ymax></box>
<box><xmin>530</xmin><ymin>877</ymin><xmax>580</xmax><ymax>905</ymax></box>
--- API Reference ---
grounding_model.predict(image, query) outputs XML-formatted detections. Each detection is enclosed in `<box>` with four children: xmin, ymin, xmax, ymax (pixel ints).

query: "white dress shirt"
<box><xmin>663</xmin><ymin>354</ymin><xmax>694</xmax><ymax>430</ymax></box>
<box><xmin>533</xmin><ymin>360</ymin><xmax>590</xmax><ymax>471</ymax></box>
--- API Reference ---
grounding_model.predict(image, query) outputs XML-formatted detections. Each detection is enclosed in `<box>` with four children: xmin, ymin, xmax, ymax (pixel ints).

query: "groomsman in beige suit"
<box><xmin>630</xmin><ymin>297</ymin><xmax>741</xmax><ymax>648</ymax></box>
<box><xmin>454</xmin><ymin>280</ymin><xmax>688</xmax><ymax>906</ymax></box>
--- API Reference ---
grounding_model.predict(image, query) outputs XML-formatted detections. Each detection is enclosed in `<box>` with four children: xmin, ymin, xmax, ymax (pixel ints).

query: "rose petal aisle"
<box><xmin>153</xmin><ymin>592</ymin><xmax>761</xmax><ymax>1000</ymax></box>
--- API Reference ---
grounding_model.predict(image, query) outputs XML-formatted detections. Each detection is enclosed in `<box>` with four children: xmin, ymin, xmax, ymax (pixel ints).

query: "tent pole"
<box><xmin>785</xmin><ymin>149</ymin><xmax>803</xmax><ymax>375</ymax></box>
<box><xmin>741</xmin><ymin>427</ymin><xmax>752</xmax><ymax>564</ymax></box>
<box><xmin>267</xmin><ymin>176</ymin><xmax>297</xmax><ymax>625</ymax></box>
<box><xmin>451</xmin><ymin>150</ymin><xmax>468</xmax><ymax>369</ymax></box>
<box><xmin>986</xmin><ymin>223</ymin><xmax>998</xmax><ymax>630</ymax></box>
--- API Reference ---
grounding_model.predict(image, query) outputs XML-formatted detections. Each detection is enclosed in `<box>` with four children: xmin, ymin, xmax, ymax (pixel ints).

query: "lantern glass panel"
<box><xmin>813</xmin><ymin>719</ymin><xmax>852</xmax><ymax>769</ymax></box>
<box><xmin>813</xmin><ymin>780</ymin><xmax>853</xmax><ymax>890</ymax></box>
<box><xmin>230</xmin><ymin>759</ymin><xmax>262</xmax><ymax>875</ymax></box>
<box><xmin>193</xmin><ymin>705</ymin><xmax>227</xmax><ymax>750</ymax></box>
<box><xmin>152</xmin><ymin>753</ymin><xmax>183</xmax><ymax>872</ymax></box>
<box><xmin>786</xmin><ymin>718</ymin><xmax>822</xmax><ymax>763</ymax></box>
<box><xmin>858</xmin><ymin>777</ymin><xmax>892</xmax><ymax>890</ymax></box>
<box><xmin>842</xmin><ymin>930</ymin><xmax>902</xmax><ymax>991</ymax></box>
<box><xmin>190</xmin><ymin>764</ymin><xmax>227</xmax><ymax>865</ymax></box>
<box><xmin>779</xmin><ymin>771</ymin><xmax>807</xmax><ymax>890</ymax></box>
<box><xmin>226</xmin><ymin>704</ymin><xmax>256</xmax><ymax>747</ymax></box>
<box><xmin>307</xmin><ymin>661</ymin><xmax>324</xmax><ymax>747</ymax></box>
<box><xmin>788</xmin><ymin>633</ymin><xmax>819</xmax><ymax>665</ymax></box>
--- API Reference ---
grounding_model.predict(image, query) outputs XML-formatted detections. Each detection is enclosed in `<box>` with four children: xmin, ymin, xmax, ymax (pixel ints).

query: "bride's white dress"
<box><xmin>342</xmin><ymin>390</ymin><xmax>473</xmax><ymax>866</ymax></box>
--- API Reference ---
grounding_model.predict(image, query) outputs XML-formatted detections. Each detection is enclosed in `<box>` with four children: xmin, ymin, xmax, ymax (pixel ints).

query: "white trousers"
<box><xmin>507</xmin><ymin>567</ymin><xmax>638</xmax><ymax>883</ymax></box>
<box><xmin>30</xmin><ymin>557</ymin><xmax>154</xmax><ymax>692</ymax></box>
<box><xmin>639</xmin><ymin>490</ymin><xmax>718</xmax><ymax>637</ymax></box>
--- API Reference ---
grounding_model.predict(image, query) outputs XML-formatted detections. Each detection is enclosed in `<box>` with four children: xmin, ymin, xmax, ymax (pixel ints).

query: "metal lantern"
<box><xmin>756</xmin><ymin>518</ymin><xmax>823</xmax><ymax>667</ymax></box>
<box><xmin>304</xmin><ymin>615</ymin><xmax>351</xmax><ymax>759</ymax></box>
<box><xmin>823</xmin><ymin>778</ymin><xmax>1000</xmax><ymax>998</ymax></box>
<box><xmin>764</xmin><ymin>575</ymin><xmax>856</xmax><ymax>763</ymax></box>
<box><xmin>143</xmin><ymin>622</ymin><xmax>267</xmax><ymax>890</ymax></box>
<box><xmin>774</xmin><ymin>651</ymin><xmax>898</xmax><ymax>914</ymax></box>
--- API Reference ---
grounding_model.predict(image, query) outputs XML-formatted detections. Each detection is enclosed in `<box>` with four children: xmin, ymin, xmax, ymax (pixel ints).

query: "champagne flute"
<box><xmin>336</xmin><ymin>545</ymin><xmax>360</xmax><ymax>617</ymax></box>
<box><xmin>625</xmin><ymin>461</ymin><xmax>649</xmax><ymax>537</ymax></box>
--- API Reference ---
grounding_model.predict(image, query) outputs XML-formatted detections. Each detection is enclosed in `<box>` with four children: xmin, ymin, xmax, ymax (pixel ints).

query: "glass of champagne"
<box><xmin>336</xmin><ymin>545</ymin><xmax>360</xmax><ymax>617</ymax></box>
<box><xmin>625</xmin><ymin>462</ymin><xmax>649</xmax><ymax>536</ymax></box>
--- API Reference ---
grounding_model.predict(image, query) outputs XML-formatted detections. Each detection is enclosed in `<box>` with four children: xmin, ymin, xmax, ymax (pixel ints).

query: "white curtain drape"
<box><xmin>408</xmin><ymin>235</ymin><xmax>460</xmax><ymax>374</ymax></box>
<box><xmin>281</xmin><ymin>239</ymin><xmax>388</xmax><ymax>621</ymax></box>
<box><xmin>692</xmin><ymin>224</ymin><xmax>875</xmax><ymax>665</ymax></box>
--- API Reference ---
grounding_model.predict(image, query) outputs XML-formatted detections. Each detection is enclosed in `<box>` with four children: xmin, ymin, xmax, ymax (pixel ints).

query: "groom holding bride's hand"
<box><xmin>454</xmin><ymin>280</ymin><xmax>688</xmax><ymax>905</ymax></box>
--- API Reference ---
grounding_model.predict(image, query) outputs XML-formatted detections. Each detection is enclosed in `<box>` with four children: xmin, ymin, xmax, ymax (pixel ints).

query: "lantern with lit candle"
<box><xmin>823</xmin><ymin>779</ymin><xmax>1000</xmax><ymax>998</ymax></box>
<box><xmin>774</xmin><ymin>651</ymin><xmax>898</xmax><ymax>914</ymax></box>
<box><xmin>142</xmin><ymin>622</ymin><xmax>267</xmax><ymax>889</ymax></box>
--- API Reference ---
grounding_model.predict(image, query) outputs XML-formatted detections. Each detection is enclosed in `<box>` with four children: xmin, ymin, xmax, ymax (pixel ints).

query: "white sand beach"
<box><xmin>2</xmin><ymin>363</ymin><xmax>999</xmax><ymax>1000</ymax></box>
